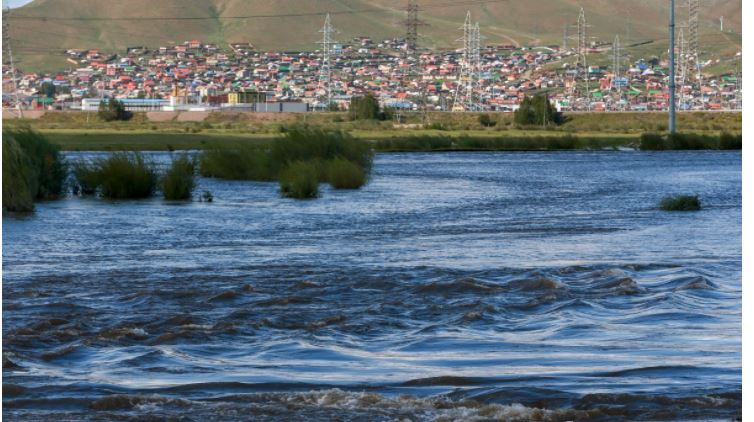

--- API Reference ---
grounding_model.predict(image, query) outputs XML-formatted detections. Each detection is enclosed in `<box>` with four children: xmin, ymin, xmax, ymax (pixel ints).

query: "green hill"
<box><xmin>5</xmin><ymin>0</ymin><xmax>742</xmax><ymax>72</ymax></box>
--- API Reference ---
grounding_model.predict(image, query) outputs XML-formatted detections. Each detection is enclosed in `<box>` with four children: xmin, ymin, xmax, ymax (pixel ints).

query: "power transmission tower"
<box><xmin>404</xmin><ymin>0</ymin><xmax>426</xmax><ymax>58</ymax></box>
<box><xmin>612</xmin><ymin>35</ymin><xmax>623</xmax><ymax>108</ymax></box>
<box><xmin>687</xmin><ymin>0</ymin><xmax>701</xmax><ymax>82</ymax></box>
<box><xmin>453</xmin><ymin>12</ymin><xmax>481</xmax><ymax>112</ymax></box>
<box><xmin>569</xmin><ymin>8</ymin><xmax>590</xmax><ymax>107</ymax></box>
<box><xmin>2</xmin><ymin>6</ymin><xmax>23</xmax><ymax>118</ymax></box>
<box><xmin>676</xmin><ymin>28</ymin><xmax>687</xmax><ymax>109</ymax></box>
<box><xmin>669</xmin><ymin>0</ymin><xmax>676</xmax><ymax>132</ymax></box>
<box><xmin>317</xmin><ymin>13</ymin><xmax>338</xmax><ymax>109</ymax></box>
<box><xmin>562</xmin><ymin>24</ymin><xmax>568</xmax><ymax>50</ymax></box>
<box><xmin>612</xmin><ymin>35</ymin><xmax>621</xmax><ymax>81</ymax></box>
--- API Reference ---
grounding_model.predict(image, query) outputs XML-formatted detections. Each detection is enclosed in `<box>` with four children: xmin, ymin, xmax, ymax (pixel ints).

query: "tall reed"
<box><xmin>162</xmin><ymin>154</ymin><xmax>196</xmax><ymax>200</ymax></box>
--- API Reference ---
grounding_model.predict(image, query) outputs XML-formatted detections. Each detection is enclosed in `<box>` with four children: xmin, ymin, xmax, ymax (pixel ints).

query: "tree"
<box><xmin>514</xmin><ymin>95</ymin><xmax>562</xmax><ymax>126</ymax></box>
<box><xmin>478</xmin><ymin>113</ymin><xmax>497</xmax><ymax>127</ymax></box>
<box><xmin>38</xmin><ymin>82</ymin><xmax>56</xmax><ymax>99</ymax></box>
<box><xmin>98</xmin><ymin>98</ymin><xmax>132</xmax><ymax>122</ymax></box>
<box><xmin>349</xmin><ymin>94</ymin><xmax>381</xmax><ymax>120</ymax></box>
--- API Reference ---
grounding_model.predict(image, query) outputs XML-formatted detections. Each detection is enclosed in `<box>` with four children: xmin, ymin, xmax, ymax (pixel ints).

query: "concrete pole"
<box><xmin>669</xmin><ymin>0</ymin><xmax>676</xmax><ymax>133</ymax></box>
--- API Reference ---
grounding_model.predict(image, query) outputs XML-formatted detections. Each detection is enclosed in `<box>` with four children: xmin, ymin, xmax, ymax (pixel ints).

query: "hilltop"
<box><xmin>6</xmin><ymin>0</ymin><xmax>742</xmax><ymax>72</ymax></box>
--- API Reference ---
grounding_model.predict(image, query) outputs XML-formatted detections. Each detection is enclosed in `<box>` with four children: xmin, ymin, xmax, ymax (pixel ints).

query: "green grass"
<box><xmin>279</xmin><ymin>161</ymin><xmax>320</xmax><ymax>199</ymax></box>
<box><xmin>2</xmin><ymin>129</ymin><xmax>67</xmax><ymax>212</ymax></box>
<box><xmin>162</xmin><ymin>154</ymin><xmax>197</xmax><ymax>200</ymax></box>
<box><xmin>660</xmin><ymin>195</ymin><xmax>702</xmax><ymax>211</ymax></box>
<box><xmin>325</xmin><ymin>158</ymin><xmax>368</xmax><ymax>189</ymax></box>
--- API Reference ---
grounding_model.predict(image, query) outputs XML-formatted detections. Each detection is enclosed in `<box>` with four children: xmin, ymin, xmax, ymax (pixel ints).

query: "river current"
<box><xmin>2</xmin><ymin>151</ymin><xmax>742</xmax><ymax>421</ymax></box>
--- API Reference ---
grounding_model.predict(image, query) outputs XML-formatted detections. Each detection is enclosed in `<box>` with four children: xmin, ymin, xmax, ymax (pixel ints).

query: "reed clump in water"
<box><xmin>199</xmin><ymin>126</ymin><xmax>373</xmax><ymax>198</ymax></box>
<box><xmin>2</xmin><ymin>129</ymin><xmax>66</xmax><ymax>212</ymax></box>
<box><xmin>199</xmin><ymin>145</ymin><xmax>275</xmax><ymax>181</ymax></box>
<box><xmin>73</xmin><ymin>152</ymin><xmax>157</xmax><ymax>199</ymax></box>
<box><xmin>660</xmin><ymin>195</ymin><xmax>701</xmax><ymax>211</ymax></box>
<box><xmin>324</xmin><ymin>158</ymin><xmax>367</xmax><ymax>189</ymax></box>
<box><xmin>272</xmin><ymin>125</ymin><xmax>373</xmax><ymax>174</ymax></box>
<box><xmin>279</xmin><ymin>161</ymin><xmax>320</xmax><ymax>199</ymax></box>
<box><xmin>162</xmin><ymin>154</ymin><xmax>196</xmax><ymax>200</ymax></box>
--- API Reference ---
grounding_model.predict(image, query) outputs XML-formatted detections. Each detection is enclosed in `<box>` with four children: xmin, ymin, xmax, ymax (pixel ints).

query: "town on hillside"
<box><xmin>1</xmin><ymin>12</ymin><xmax>742</xmax><ymax>115</ymax></box>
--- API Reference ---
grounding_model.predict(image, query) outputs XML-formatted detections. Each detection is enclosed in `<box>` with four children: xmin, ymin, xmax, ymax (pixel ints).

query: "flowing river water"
<box><xmin>2</xmin><ymin>151</ymin><xmax>742</xmax><ymax>421</ymax></box>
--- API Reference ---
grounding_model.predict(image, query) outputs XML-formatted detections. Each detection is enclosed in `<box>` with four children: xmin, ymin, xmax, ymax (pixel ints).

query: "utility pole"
<box><xmin>317</xmin><ymin>13</ymin><xmax>338</xmax><ymax>109</ymax></box>
<box><xmin>2</xmin><ymin>6</ymin><xmax>23</xmax><ymax>118</ymax></box>
<box><xmin>669</xmin><ymin>0</ymin><xmax>676</xmax><ymax>133</ymax></box>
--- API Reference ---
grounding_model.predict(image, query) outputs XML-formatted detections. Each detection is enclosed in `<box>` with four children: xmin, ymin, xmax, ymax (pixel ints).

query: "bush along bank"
<box><xmin>639</xmin><ymin>132</ymin><xmax>742</xmax><ymax>151</ymax></box>
<box><xmin>199</xmin><ymin>125</ymin><xmax>373</xmax><ymax>199</ymax></box>
<box><xmin>2</xmin><ymin>129</ymin><xmax>67</xmax><ymax>212</ymax></box>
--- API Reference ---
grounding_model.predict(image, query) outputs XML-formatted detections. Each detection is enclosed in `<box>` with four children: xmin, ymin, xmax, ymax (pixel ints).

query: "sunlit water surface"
<box><xmin>3</xmin><ymin>151</ymin><xmax>741</xmax><ymax>421</ymax></box>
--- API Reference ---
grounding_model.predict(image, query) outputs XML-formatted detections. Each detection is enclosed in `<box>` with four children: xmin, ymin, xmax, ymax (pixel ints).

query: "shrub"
<box><xmin>2</xmin><ymin>129</ymin><xmax>66</xmax><ymax>212</ymax></box>
<box><xmin>667</xmin><ymin>133</ymin><xmax>709</xmax><ymax>150</ymax></box>
<box><xmin>718</xmin><ymin>132</ymin><xmax>742</xmax><ymax>150</ymax></box>
<box><xmin>2</xmin><ymin>137</ymin><xmax>36</xmax><ymax>212</ymax></box>
<box><xmin>98</xmin><ymin>98</ymin><xmax>132</xmax><ymax>122</ymax></box>
<box><xmin>514</xmin><ymin>95</ymin><xmax>562</xmax><ymax>126</ymax></box>
<box><xmin>639</xmin><ymin>133</ymin><xmax>666</xmax><ymax>150</ymax></box>
<box><xmin>96</xmin><ymin>152</ymin><xmax>157</xmax><ymax>199</ymax></box>
<box><xmin>478</xmin><ymin>114</ymin><xmax>497</xmax><ymax>127</ymax></box>
<box><xmin>349</xmin><ymin>94</ymin><xmax>382</xmax><ymax>121</ymax></box>
<box><xmin>325</xmin><ymin>158</ymin><xmax>367</xmax><ymax>189</ymax></box>
<box><xmin>279</xmin><ymin>161</ymin><xmax>319</xmax><ymax>199</ymax></box>
<box><xmin>162</xmin><ymin>154</ymin><xmax>196</xmax><ymax>200</ymax></box>
<box><xmin>660</xmin><ymin>195</ymin><xmax>701</xmax><ymax>211</ymax></box>
<box><xmin>199</xmin><ymin>145</ymin><xmax>275</xmax><ymax>181</ymax></box>
<box><xmin>545</xmin><ymin>134</ymin><xmax>580</xmax><ymax>150</ymax></box>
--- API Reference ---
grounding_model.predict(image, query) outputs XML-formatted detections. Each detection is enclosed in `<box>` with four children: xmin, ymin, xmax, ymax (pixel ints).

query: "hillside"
<box><xmin>5</xmin><ymin>0</ymin><xmax>742</xmax><ymax>72</ymax></box>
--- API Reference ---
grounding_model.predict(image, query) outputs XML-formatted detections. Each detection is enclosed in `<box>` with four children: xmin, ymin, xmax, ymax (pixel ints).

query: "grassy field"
<box><xmin>4</xmin><ymin>110</ymin><xmax>740</xmax><ymax>152</ymax></box>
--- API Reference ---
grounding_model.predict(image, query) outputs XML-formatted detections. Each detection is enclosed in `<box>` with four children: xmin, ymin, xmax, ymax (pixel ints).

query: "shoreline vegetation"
<box><xmin>1</xmin><ymin>111</ymin><xmax>741</xmax><ymax>152</ymax></box>
<box><xmin>1</xmin><ymin>111</ymin><xmax>740</xmax><ymax>209</ymax></box>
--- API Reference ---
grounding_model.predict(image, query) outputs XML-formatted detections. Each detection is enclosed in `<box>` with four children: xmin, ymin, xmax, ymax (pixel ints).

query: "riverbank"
<box><xmin>3</xmin><ymin>111</ymin><xmax>739</xmax><ymax>152</ymax></box>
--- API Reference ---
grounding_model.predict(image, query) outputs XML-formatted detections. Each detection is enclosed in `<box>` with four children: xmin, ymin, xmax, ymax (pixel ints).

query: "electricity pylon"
<box><xmin>317</xmin><ymin>13</ymin><xmax>338</xmax><ymax>108</ymax></box>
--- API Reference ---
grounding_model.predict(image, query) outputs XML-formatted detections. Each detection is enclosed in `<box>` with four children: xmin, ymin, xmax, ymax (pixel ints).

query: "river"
<box><xmin>2</xmin><ymin>150</ymin><xmax>742</xmax><ymax>421</ymax></box>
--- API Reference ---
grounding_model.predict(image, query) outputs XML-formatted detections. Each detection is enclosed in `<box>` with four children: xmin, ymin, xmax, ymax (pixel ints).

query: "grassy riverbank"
<box><xmin>3</xmin><ymin>111</ymin><xmax>740</xmax><ymax>152</ymax></box>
